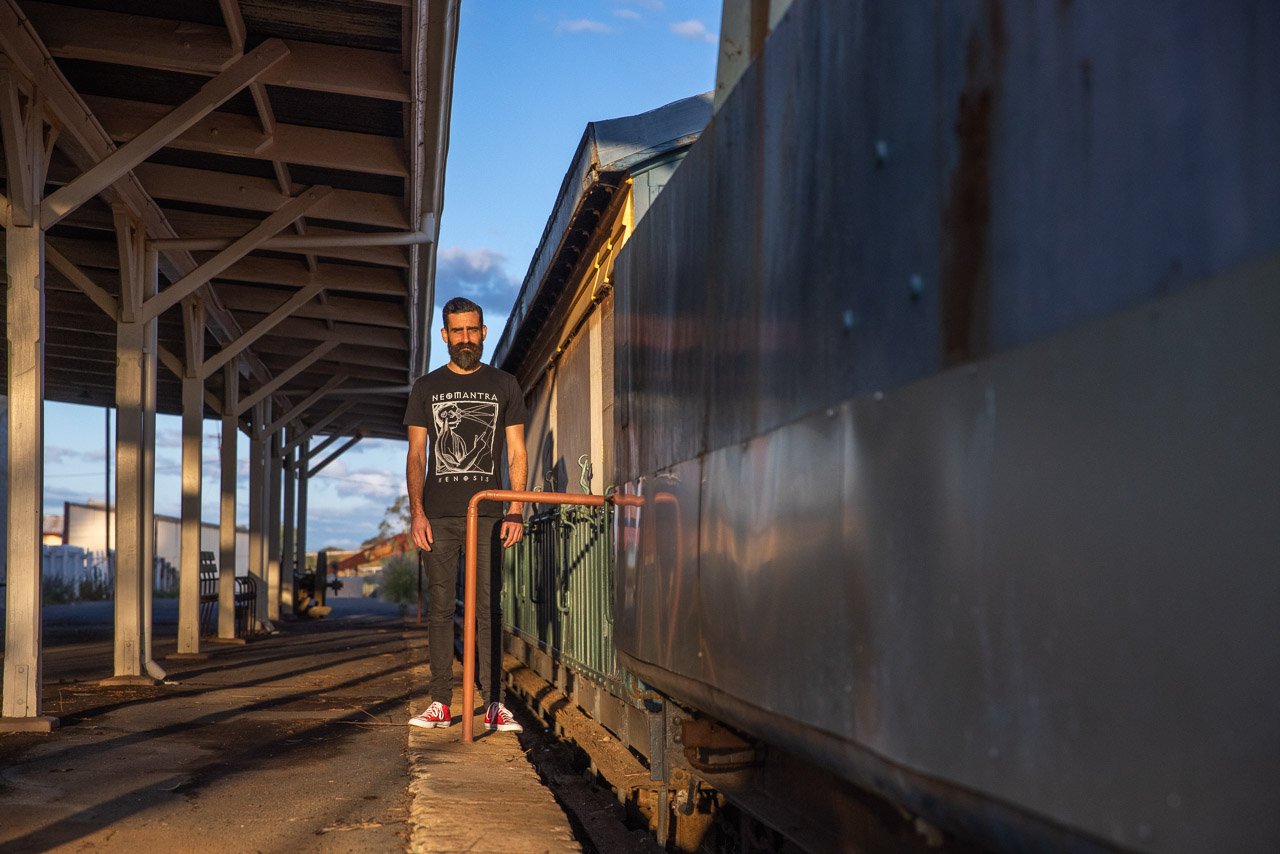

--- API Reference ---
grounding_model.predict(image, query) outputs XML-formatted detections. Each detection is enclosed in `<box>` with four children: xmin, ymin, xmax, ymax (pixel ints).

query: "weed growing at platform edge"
<box><xmin>43</xmin><ymin>575</ymin><xmax>76</xmax><ymax>604</ymax></box>
<box><xmin>380</xmin><ymin>552</ymin><xmax>419</xmax><ymax>617</ymax></box>
<box><xmin>78</xmin><ymin>568</ymin><xmax>111</xmax><ymax>601</ymax></box>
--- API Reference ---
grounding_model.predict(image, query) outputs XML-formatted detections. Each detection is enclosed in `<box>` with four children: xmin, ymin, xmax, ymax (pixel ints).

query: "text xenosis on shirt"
<box><xmin>403</xmin><ymin>364</ymin><xmax>527</xmax><ymax>518</ymax></box>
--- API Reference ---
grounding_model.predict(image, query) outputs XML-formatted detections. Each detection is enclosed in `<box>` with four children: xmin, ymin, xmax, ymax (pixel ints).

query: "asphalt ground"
<box><xmin>0</xmin><ymin>597</ymin><xmax>580</xmax><ymax>853</ymax></box>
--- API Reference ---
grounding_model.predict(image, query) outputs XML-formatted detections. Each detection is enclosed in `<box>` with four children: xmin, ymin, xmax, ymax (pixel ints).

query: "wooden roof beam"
<box><xmin>153</xmin><ymin>208</ymin><xmax>410</xmax><ymax>268</ymax></box>
<box><xmin>214</xmin><ymin>283</ymin><xmax>408</xmax><ymax>328</ymax></box>
<box><xmin>133</xmin><ymin>163</ymin><xmax>408</xmax><ymax>230</ymax></box>
<box><xmin>84</xmin><ymin>96</ymin><xmax>408</xmax><ymax>177</ymax></box>
<box><xmin>265</xmin><ymin>316</ymin><xmax>410</xmax><ymax>350</ymax></box>
<box><xmin>24</xmin><ymin>2</ymin><xmax>409</xmax><ymax>101</ymax></box>
<box><xmin>42</xmin><ymin>238</ymin><xmax>407</xmax><ymax>296</ymax></box>
<box><xmin>217</xmin><ymin>256</ymin><xmax>404</xmax><ymax>295</ymax></box>
<box><xmin>249</xmin><ymin>339</ymin><xmax>407</xmax><ymax>371</ymax></box>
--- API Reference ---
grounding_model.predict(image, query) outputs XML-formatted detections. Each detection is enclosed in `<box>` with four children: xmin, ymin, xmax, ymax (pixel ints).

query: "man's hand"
<box><xmin>411</xmin><ymin>514</ymin><xmax>434</xmax><ymax>551</ymax></box>
<box><xmin>500</xmin><ymin>513</ymin><xmax>524</xmax><ymax>549</ymax></box>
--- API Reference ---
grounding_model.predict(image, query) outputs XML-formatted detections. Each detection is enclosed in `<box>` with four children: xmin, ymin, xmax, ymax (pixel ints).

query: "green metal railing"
<box><xmin>503</xmin><ymin>500</ymin><xmax>617</xmax><ymax>686</ymax></box>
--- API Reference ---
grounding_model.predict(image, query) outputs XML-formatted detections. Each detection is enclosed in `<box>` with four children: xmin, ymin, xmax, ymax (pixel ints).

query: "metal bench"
<box><xmin>198</xmin><ymin>551</ymin><xmax>258</xmax><ymax>637</ymax></box>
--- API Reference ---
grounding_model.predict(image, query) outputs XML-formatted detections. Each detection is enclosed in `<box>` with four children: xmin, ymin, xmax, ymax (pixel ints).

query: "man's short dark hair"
<box><xmin>442</xmin><ymin>296</ymin><xmax>483</xmax><ymax>326</ymax></box>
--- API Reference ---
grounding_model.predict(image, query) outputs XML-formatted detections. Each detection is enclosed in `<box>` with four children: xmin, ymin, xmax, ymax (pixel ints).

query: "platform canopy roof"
<box><xmin>0</xmin><ymin>0</ymin><xmax>459</xmax><ymax>440</ymax></box>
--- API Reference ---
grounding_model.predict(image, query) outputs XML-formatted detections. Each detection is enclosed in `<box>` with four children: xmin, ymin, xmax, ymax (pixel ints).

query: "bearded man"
<box><xmin>403</xmin><ymin>296</ymin><xmax>528</xmax><ymax>733</ymax></box>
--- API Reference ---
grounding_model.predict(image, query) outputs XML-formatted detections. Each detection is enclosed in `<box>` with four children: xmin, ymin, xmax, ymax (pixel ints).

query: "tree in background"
<box><xmin>363</xmin><ymin>495</ymin><xmax>411</xmax><ymax>548</ymax></box>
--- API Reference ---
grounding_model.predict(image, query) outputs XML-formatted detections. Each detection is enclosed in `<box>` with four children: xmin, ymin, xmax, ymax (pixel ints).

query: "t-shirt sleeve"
<box><xmin>403</xmin><ymin>377</ymin><xmax>430</xmax><ymax>427</ymax></box>
<box><xmin>503</xmin><ymin>375</ymin><xmax>528</xmax><ymax>428</ymax></box>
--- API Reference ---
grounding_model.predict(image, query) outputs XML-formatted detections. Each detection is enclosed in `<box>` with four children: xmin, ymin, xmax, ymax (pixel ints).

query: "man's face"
<box><xmin>441</xmin><ymin>310</ymin><xmax>486</xmax><ymax>370</ymax></box>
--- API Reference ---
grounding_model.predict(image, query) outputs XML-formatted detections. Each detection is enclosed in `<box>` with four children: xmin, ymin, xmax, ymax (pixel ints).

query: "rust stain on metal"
<box><xmin>940</xmin><ymin>0</ymin><xmax>1006</xmax><ymax>366</ymax></box>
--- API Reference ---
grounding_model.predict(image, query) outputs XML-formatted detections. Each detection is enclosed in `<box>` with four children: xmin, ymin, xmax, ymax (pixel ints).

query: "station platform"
<box><xmin>0</xmin><ymin>599</ymin><xmax>581</xmax><ymax>853</ymax></box>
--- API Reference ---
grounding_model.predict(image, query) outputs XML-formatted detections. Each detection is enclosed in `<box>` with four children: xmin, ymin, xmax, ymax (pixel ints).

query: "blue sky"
<box><xmin>43</xmin><ymin>0</ymin><xmax>721</xmax><ymax>550</ymax></box>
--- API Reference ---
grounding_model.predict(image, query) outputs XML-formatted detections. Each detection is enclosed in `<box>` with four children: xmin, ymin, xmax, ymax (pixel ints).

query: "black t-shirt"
<box><xmin>403</xmin><ymin>364</ymin><xmax>528</xmax><ymax>518</ymax></box>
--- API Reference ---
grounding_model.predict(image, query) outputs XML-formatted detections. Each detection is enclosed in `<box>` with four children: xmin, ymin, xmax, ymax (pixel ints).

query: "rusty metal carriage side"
<box><xmin>611</xmin><ymin>0</ymin><xmax>1280</xmax><ymax>851</ymax></box>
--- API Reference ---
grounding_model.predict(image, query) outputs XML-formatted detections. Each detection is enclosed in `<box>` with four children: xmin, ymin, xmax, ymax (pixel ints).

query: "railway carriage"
<box><xmin>495</xmin><ymin>2</ymin><xmax>1280</xmax><ymax>851</ymax></box>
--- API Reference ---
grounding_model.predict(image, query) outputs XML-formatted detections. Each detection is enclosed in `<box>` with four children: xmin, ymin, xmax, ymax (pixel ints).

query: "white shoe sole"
<box><xmin>409</xmin><ymin>718</ymin><xmax>451</xmax><ymax>729</ymax></box>
<box><xmin>485</xmin><ymin>724</ymin><xmax>523</xmax><ymax>732</ymax></box>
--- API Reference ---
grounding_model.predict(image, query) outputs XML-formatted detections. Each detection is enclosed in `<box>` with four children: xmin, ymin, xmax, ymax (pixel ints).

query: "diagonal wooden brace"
<box><xmin>199</xmin><ymin>278</ymin><xmax>327</xmax><ymax>380</ymax></box>
<box><xmin>237</xmin><ymin>340</ymin><xmax>340</xmax><ymax>418</ymax></box>
<box><xmin>39</xmin><ymin>38</ymin><xmax>291</xmax><ymax>227</ymax></box>
<box><xmin>142</xmin><ymin>185</ymin><xmax>331</xmax><ymax>323</ymax></box>
<box><xmin>262</xmin><ymin>371</ymin><xmax>349</xmax><ymax>436</ymax></box>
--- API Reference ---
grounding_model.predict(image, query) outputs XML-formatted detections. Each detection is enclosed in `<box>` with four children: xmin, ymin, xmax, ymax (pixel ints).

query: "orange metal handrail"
<box><xmin>462</xmin><ymin>488</ymin><xmax>610</xmax><ymax>742</ymax></box>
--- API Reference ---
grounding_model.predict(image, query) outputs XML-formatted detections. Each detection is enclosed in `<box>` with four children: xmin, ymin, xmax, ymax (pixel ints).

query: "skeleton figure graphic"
<box><xmin>431</xmin><ymin>400</ymin><xmax>498</xmax><ymax>475</ymax></box>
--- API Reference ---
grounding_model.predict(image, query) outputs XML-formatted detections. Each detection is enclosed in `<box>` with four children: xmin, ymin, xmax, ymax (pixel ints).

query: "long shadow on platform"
<box><xmin>1</xmin><ymin>689</ymin><xmax>419</xmax><ymax>852</ymax></box>
<box><xmin>0</xmin><ymin>598</ymin><xmax>428</xmax><ymax>852</ymax></box>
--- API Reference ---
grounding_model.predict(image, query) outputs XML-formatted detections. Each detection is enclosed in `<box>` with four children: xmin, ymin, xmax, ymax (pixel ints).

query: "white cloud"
<box><xmin>556</xmin><ymin>18</ymin><xmax>615</xmax><ymax>35</ymax></box>
<box><xmin>435</xmin><ymin>246</ymin><xmax>520</xmax><ymax>302</ymax></box>
<box><xmin>613</xmin><ymin>9</ymin><xmax>641</xmax><ymax>20</ymax></box>
<box><xmin>45</xmin><ymin>445</ymin><xmax>95</xmax><ymax>465</ymax></box>
<box><xmin>318</xmin><ymin>466</ymin><xmax>402</xmax><ymax>504</ymax></box>
<box><xmin>671</xmin><ymin>19</ymin><xmax>717</xmax><ymax>43</ymax></box>
<box><xmin>156</xmin><ymin>427</ymin><xmax>183</xmax><ymax>449</ymax></box>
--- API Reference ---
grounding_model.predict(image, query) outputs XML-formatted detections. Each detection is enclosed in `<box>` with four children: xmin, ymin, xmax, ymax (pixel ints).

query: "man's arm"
<box><xmin>500</xmin><ymin>423</ymin><xmax>528</xmax><ymax>548</ymax></box>
<box><xmin>406</xmin><ymin>425</ymin><xmax>433</xmax><ymax>551</ymax></box>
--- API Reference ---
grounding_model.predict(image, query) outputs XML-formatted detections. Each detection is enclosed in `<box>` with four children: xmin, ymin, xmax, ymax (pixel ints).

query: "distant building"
<box><xmin>62</xmin><ymin>501</ymin><xmax>251</xmax><ymax>576</ymax></box>
<box><xmin>42</xmin><ymin>515</ymin><xmax>63</xmax><ymax>546</ymax></box>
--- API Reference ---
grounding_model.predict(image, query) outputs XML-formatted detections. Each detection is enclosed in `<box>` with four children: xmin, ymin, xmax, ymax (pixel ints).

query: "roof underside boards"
<box><xmin>0</xmin><ymin>0</ymin><xmax>459</xmax><ymax>441</ymax></box>
<box><xmin>494</xmin><ymin>93</ymin><xmax>713</xmax><ymax>375</ymax></box>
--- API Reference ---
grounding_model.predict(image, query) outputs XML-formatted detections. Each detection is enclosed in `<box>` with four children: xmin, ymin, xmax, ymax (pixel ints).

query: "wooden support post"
<box><xmin>108</xmin><ymin>210</ymin><xmax>151</xmax><ymax>684</ymax></box>
<box><xmin>297</xmin><ymin>441</ymin><xmax>309</xmax><ymax>601</ymax></box>
<box><xmin>1</xmin><ymin>73</ymin><xmax>52</xmax><ymax>727</ymax></box>
<box><xmin>173</xmin><ymin>297</ymin><xmax>207</xmax><ymax>658</ymax></box>
<box><xmin>281</xmin><ymin>438</ymin><xmax>297</xmax><ymax>615</ymax></box>
<box><xmin>1</xmin><ymin>225</ymin><xmax>55</xmax><ymax>728</ymax></box>
<box><xmin>217</xmin><ymin>361</ymin><xmax>241</xmax><ymax>642</ymax></box>
<box><xmin>140</xmin><ymin>249</ymin><xmax>166</xmax><ymax>681</ymax></box>
<box><xmin>1</xmin><ymin>68</ymin><xmax>58</xmax><ymax>730</ymax></box>
<box><xmin>267</xmin><ymin>427</ymin><xmax>283</xmax><ymax>622</ymax></box>
<box><xmin>248</xmin><ymin>400</ymin><xmax>271</xmax><ymax>631</ymax></box>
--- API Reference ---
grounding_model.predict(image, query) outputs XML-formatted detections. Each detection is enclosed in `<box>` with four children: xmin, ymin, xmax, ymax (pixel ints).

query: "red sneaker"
<box><xmin>409</xmin><ymin>701</ymin><xmax>451</xmax><ymax>729</ymax></box>
<box><xmin>484</xmin><ymin>702</ymin><xmax>523</xmax><ymax>732</ymax></box>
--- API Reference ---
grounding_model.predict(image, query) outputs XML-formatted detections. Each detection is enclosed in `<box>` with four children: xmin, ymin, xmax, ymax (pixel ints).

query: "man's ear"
<box><xmin>440</xmin><ymin>326</ymin><xmax>448</xmax><ymax>343</ymax></box>
<box><xmin>481</xmin><ymin>324</ymin><xmax>488</xmax><ymax>340</ymax></box>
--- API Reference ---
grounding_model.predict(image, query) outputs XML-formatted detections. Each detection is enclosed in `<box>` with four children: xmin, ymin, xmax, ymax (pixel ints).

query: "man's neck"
<box><xmin>447</xmin><ymin>360</ymin><xmax>482</xmax><ymax>375</ymax></box>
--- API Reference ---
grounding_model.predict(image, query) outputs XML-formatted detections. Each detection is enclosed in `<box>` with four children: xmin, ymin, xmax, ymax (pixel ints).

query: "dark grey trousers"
<box><xmin>424</xmin><ymin>515</ymin><xmax>503</xmax><ymax>709</ymax></box>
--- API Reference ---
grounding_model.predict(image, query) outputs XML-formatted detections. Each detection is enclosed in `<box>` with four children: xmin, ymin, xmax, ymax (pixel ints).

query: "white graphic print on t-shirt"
<box><xmin>431</xmin><ymin>399</ymin><xmax>498</xmax><ymax>476</ymax></box>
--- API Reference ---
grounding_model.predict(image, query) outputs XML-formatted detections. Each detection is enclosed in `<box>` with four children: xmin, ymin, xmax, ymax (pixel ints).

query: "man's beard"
<box><xmin>449</xmin><ymin>340</ymin><xmax>483</xmax><ymax>370</ymax></box>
